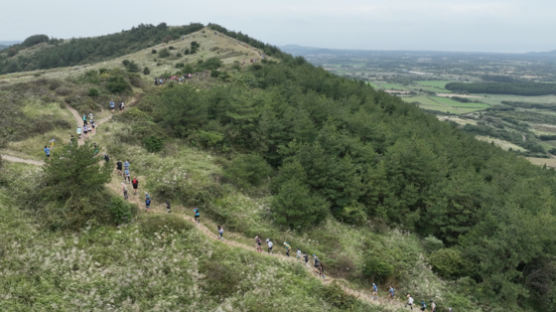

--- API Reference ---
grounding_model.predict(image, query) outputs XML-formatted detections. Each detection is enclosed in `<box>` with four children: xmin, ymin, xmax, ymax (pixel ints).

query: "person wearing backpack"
<box><xmin>283</xmin><ymin>241</ymin><xmax>291</xmax><ymax>257</ymax></box>
<box><xmin>109</xmin><ymin>101</ymin><xmax>115</xmax><ymax>112</ymax></box>
<box><xmin>116</xmin><ymin>160</ymin><xmax>123</xmax><ymax>176</ymax></box>
<box><xmin>193</xmin><ymin>207</ymin><xmax>200</xmax><ymax>223</ymax></box>
<box><xmin>217</xmin><ymin>225</ymin><xmax>224</xmax><ymax>240</ymax></box>
<box><xmin>431</xmin><ymin>300</ymin><xmax>437</xmax><ymax>312</ymax></box>
<box><xmin>122</xmin><ymin>183</ymin><xmax>128</xmax><ymax>200</ymax></box>
<box><xmin>420</xmin><ymin>300</ymin><xmax>426</xmax><ymax>311</ymax></box>
<box><xmin>372</xmin><ymin>282</ymin><xmax>378</xmax><ymax>300</ymax></box>
<box><xmin>304</xmin><ymin>253</ymin><xmax>309</xmax><ymax>266</ymax></box>
<box><xmin>44</xmin><ymin>145</ymin><xmax>51</xmax><ymax>158</ymax></box>
<box><xmin>388</xmin><ymin>286</ymin><xmax>395</xmax><ymax>299</ymax></box>
<box><xmin>266</xmin><ymin>239</ymin><xmax>273</xmax><ymax>254</ymax></box>
<box><xmin>407</xmin><ymin>294</ymin><xmax>414</xmax><ymax>310</ymax></box>
<box><xmin>132</xmin><ymin>177</ymin><xmax>139</xmax><ymax>194</ymax></box>
<box><xmin>145</xmin><ymin>196</ymin><xmax>151</xmax><ymax>211</ymax></box>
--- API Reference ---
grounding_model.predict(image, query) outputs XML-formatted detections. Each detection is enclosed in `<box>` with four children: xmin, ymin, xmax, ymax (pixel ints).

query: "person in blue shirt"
<box><xmin>372</xmin><ymin>282</ymin><xmax>378</xmax><ymax>300</ymax></box>
<box><xmin>124</xmin><ymin>160</ymin><xmax>130</xmax><ymax>171</ymax></box>
<box><xmin>193</xmin><ymin>207</ymin><xmax>200</xmax><ymax>223</ymax></box>
<box><xmin>109</xmin><ymin>101</ymin><xmax>115</xmax><ymax>111</ymax></box>
<box><xmin>388</xmin><ymin>286</ymin><xmax>395</xmax><ymax>299</ymax></box>
<box><xmin>44</xmin><ymin>146</ymin><xmax>51</xmax><ymax>158</ymax></box>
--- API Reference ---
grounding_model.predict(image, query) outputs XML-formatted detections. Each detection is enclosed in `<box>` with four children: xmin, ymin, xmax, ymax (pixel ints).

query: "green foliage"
<box><xmin>200</xmin><ymin>256</ymin><xmax>242</xmax><ymax>297</ymax></box>
<box><xmin>429</xmin><ymin>248</ymin><xmax>468</xmax><ymax>279</ymax></box>
<box><xmin>88</xmin><ymin>88</ymin><xmax>99</xmax><ymax>97</ymax></box>
<box><xmin>190</xmin><ymin>41</ymin><xmax>200</xmax><ymax>54</ymax></box>
<box><xmin>142</xmin><ymin>135</ymin><xmax>164</xmax><ymax>153</ymax></box>
<box><xmin>21</xmin><ymin>34</ymin><xmax>49</xmax><ymax>47</ymax></box>
<box><xmin>362</xmin><ymin>254</ymin><xmax>394</xmax><ymax>283</ymax></box>
<box><xmin>0</xmin><ymin>23</ymin><xmax>204</xmax><ymax>73</ymax></box>
<box><xmin>106</xmin><ymin>73</ymin><xmax>131</xmax><ymax>94</ymax></box>
<box><xmin>223</xmin><ymin>154</ymin><xmax>272</xmax><ymax>190</ymax></box>
<box><xmin>198</xmin><ymin>57</ymin><xmax>222</xmax><ymax>71</ymax></box>
<box><xmin>122</xmin><ymin>59</ymin><xmax>140</xmax><ymax>72</ymax></box>
<box><xmin>158</xmin><ymin>48</ymin><xmax>170</xmax><ymax>58</ymax></box>
<box><xmin>39</xmin><ymin>142</ymin><xmax>112</xmax><ymax>230</ymax></box>
<box><xmin>108</xmin><ymin>196</ymin><xmax>137</xmax><ymax>225</ymax></box>
<box><xmin>422</xmin><ymin>235</ymin><xmax>444</xmax><ymax>253</ymax></box>
<box><xmin>319</xmin><ymin>283</ymin><xmax>359</xmax><ymax>309</ymax></box>
<box><xmin>143</xmin><ymin>66</ymin><xmax>150</xmax><ymax>75</ymax></box>
<box><xmin>139</xmin><ymin>214</ymin><xmax>192</xmax><ymax>236</ymax></box>
<box><xmin>272</xmin><ymin>175</ymin><xmax>329</xmax><ymax>230</ymax></box>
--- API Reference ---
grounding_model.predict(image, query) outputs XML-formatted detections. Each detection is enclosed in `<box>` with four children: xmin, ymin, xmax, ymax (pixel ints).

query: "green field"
<box><xmin>406</xmin><ymin>95</ymin><xmax>489</xmax><ymax>113</ymax></box>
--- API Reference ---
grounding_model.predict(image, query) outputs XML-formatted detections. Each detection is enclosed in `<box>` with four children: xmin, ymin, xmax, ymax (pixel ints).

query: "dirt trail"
<box><xmin>65</xmin><ymin>97</ymin><xmax>137</xmax><ymax>146</ymax></box>
<box><xmin>105</xmin><ymin>177</ymin><xmax>405</xmax><ymax>311</ymax></box>
<box><xmin>5</xmin><ymin>96</ymin><xmax>406</xmax><ymax>311</ymax></box>
<box><xmin>0</xmin><ymin>154</ymin><xmax>44</xmax><ymax>166</ymax></box>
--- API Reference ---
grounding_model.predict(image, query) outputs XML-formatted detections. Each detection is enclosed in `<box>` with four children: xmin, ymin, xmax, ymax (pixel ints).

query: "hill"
<box><xmin>1</xmin><ymin>24</ymin><xmax>555</xmax><ymax>312</ymax></box>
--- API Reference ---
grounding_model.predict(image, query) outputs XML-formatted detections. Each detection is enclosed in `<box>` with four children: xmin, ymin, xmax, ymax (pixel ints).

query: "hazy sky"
<box><xmin>2</xmin><ymin>0</ymin><xmax>555</xmax><ymax>52</ymax></box>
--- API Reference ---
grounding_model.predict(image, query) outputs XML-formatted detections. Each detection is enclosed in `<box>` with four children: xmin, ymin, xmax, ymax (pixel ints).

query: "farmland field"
<box><xmin>284</xmin><ymin>45</ymin><xmax>556</xmax><ymax>159</ymax></box>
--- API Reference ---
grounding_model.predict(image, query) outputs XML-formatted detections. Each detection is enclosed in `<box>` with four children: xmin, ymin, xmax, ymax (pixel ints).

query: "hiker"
<box><xmin>420</xmin><ymin>300</ymin><xmax>426</xmax><ymax>311</ymax></box>
<box><xmin>145</xmin><ymin>192</ymin><xmax>151</xmax><ymax>201</ymax></box>
<box><xmin>255</xmin><ymin>235</ymin><xmax>262</xmax><ymax>252</ymax></box>
<box><xmin>83</xmin><ymin>124</ymin><xmax>88</xmax><ymax>136</ymax></box>
<box><xmin>407</xmin><ymin>294</ymin><xmax>414</xmax><ymax>310</ymax></box>
<box><xmin>116</xmin><ymin>160</ymin><xmax>123</xmax><ymax>175</ymax></box>
<box><xmin>313</xmin><ymin>255</ymin><xmax>320</xmax><ymax>269</ymax></box>
<box><xmin>145</xmin><ymin>196</ymin><xmax>151</xmax><ymax>211</ymax></box>
<box><xmin>124</xmin><ymin>168</ymin><xmax>131</xmax><ymax>183</ymax></box>
<box><xmin>104</xmin><ymin>154</ymin><xmax>110</xmax><ymax>163</ymax></box>
<box><xmin>119</xmin><ymin>101</ymin><xmax>125</xmax><ymax>111</ymax></box>
<box><xmin>296</xmin><ymin>249</ymin><xmax>302</xmax><ymax>260</ymax></box>
<box><xmin>82</xmin><ymin>114</ymin><xmax>87</xmax><ymax>125</ymax></box>
<box><xmin>448</xmin><ymin>308</ymin><xmax>452</xmax><ymax>312</ymax></box>
<box><xmin>304</xmin><ymin>253</ymin><xmax>309</xmax><ymax>266</ymax></box>
<box><xmin>318</xmin><ymin>262</ymin><xmax>325</xmax><ymax>279</ymax></box>
<box><xmin>193</xmin><ymin>207</ymin><xmax>200</xmax><ymax>223</ymax></box>
<box><xmin>165</xmin><ymin>200</ymin><xmax>171</xmax><ymax>213</ymax></box>
<box><xmin>88</xmin><ymin>112</ymin><xmax>94</xmax><ymax>123</ymax></box>
<box><xmin>93</xmin><ymin>143</ymin><xmax>99</xmax><ymax>155</ymax></box>
<box><xmin>266</xmin><ymin>239</ymin><xmax>273</xmax><ymax>253</ymax></box>
<box><xmin>372</xmin><ymin>282</ymin><xmax>378</xmax><ymax>300</ymax></box>
<box><xmin>122</xmin><ymin>183</ymin><xmax>128</xmax><ymax>200</ymax></box>
<box><xmin>431</xmin><ymin>301</ymin><xmax>437</xmax><ymax>312</ymax></box>
<box><xmin>109</xmin><ymin>100</ymin><xmax>115</xmax><ymax>112</ymax></box>
<box><xmin>388</xmin><ymin>286</ymin><xmax>395</xmax><ymax>299</ymax></box>
<box><xmin>44</xmin><ymin>145</ymin><xmax>51</xmax><ymax>158</ymax></box>
<box><xmin>132</xmin><ymin>177</ymin><xmax>139</xmax><ymax>194</ymax></box>
<box><xmin>124</xmin><ymin>160</ymin><xmax>130</xmax><ymax>171</ymax></box>
<box><xmin>76</xmin><ymin>127</ymin><xmax>82</xmax><ymax>138</ymax></box>
<box><xmin>283</xmin><ymin>241</ymin><xmax>291</xmax><ymax>257</ymax></box>
<box><xmin>217</xmin><ymin>225</ymin><xmax>224</xmax><ymax>239</ymax></box>
<box><xmin>91</xmin><ymin>121</ymin><xmax>96</xmax><ymax>132</ymax></box>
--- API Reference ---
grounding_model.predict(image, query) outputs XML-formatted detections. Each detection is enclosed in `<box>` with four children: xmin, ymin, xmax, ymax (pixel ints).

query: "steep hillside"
<box><xmin>1</xmin><ymin>24</ymin><xmax>555</xmax><ymax>312</ymax></box>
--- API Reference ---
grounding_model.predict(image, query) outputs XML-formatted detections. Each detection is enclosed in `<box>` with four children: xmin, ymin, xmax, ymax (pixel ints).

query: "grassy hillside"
<box><xmin>1</xmin><ymin>24</ymin><xmax>555</xmax><ymax>312</ymax></box>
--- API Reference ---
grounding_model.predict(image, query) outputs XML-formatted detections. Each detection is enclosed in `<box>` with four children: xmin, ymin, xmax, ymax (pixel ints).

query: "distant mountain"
<box><xmin>0</xmin><ymin>40</ymin><xmax>19</xmax><ymax>50</ymax></box>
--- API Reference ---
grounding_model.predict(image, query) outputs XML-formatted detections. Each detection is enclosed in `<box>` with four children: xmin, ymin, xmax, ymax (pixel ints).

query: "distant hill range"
<box><xmin>282</xmin><ymin>44</ymin><xmax>556</xmax><ymax>60</ymax></box>
<box><xmin>0</xmin><ymin>40</ymin><xmax>19</xmax><ymax>50</ymax></box>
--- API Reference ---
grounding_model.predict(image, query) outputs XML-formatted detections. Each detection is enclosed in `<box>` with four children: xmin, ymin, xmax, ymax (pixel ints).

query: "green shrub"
<box><xmin>223</xmin><ymin>154</ymin><xmax>272</xmax><ymax>190</ymax></box>
<box><xmin>142</xmin><ymin>135</ymin><xmax>164</xmax><ymax>153</ymax></box>
<box><xmin>272</xmin><ymin>177</ymin><xmax>328</xmax><ymax>230</ymax></box>
<box><xmin>88</xmin><ymin>88</ymin><xmax>99</xmax><ymax>97</ymax></box>
<box><xmin>200</xmin><ymin>257</ymin><xmax>242</xmax><ymax>297</ymax></box>
<box><xmin>338</xmin><ymin>202</ymin><xmax>367</xmax><ymax>225</ymax></box>
<box><xmin>22</xmin><ymin>34</ymin><xmax>49</xmax><ymax>47</ymax></box>
<box><xmin>362</xmin><ymin>254</ymin><xmax>394</xmax><ymax>283</ymax></box>
<box><xmin>198</xmin><ymin>57</ymin><xmax>222</xmax><ymax>71</ymax></box>
<box><xmin>139</xmin><ymin>214</ymin><xmax>192</xmax><ymax>236</ymax></box>
<box><xmin>151</xmin><ymin>49</ymin><xmax>157</xmax><ymax>54</ymax></box>
<box><xmin>122</xmin><ymin>59</ymin><xmax>140</xmax><ymax>72</ymax></box>
<box><xmin>319</xmin><ymin>283</ymin><xmax>358</xmax><ymax>309</ymax></box>
<box><xmin>143</xmin><ymin>67</ymin><xmax>150</xmax><ymax>75</ymax></box>
<box><xmin>108</xmin><ymin>196</ymin><xmax>137</xmax><ymax>225</ymax></box>
<box><xmin>423</xmin><ymin>235</ymin><xmax>444</xmax><ymax>253</ymax></box>
<box><xmin>430</xmin><ymin>248</ymin><xmax>468</xmax><ymax>279</ymax></box>
<box><xmin>158</xmin><ymin>48</ymin><xmax>170</xmax><ymax>58</ymax></box>
<box><xmin>106</xmin><ymin>75</ymin><xmax>131</xmax><ymax>94</ymax></box>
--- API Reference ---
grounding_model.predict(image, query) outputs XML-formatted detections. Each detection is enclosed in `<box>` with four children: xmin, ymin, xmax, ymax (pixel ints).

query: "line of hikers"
<box><xmin>154</xmin><ymin>74</ymin><xmax>193</xmax><ymax>86</ymax></box>
<box><xmin>109</xmin><ymin>100</ymin><xmax>125</xmax><ymax>112</ymax></box>
<box><xmin>253</xmin><ymin>236</ymin><xmax>326</xmax><ymax>279</ymax></box>
<box><xmin>76</xmin><ymin>112</ymin><xmax>96</xmax><ymax>139</ymax></box>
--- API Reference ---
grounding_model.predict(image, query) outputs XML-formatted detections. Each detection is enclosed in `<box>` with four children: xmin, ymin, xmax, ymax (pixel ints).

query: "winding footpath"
<box><xmin>2</xmin><ymin>102</ymin><xmax>407</xmax><ymax>312</ymax></box>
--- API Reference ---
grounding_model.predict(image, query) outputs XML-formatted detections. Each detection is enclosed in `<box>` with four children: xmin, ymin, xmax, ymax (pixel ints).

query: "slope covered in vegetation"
<box><xmin>1</xmin><ymin>24</ymin><xmax>555</xmax><ymax>312</ymax></box>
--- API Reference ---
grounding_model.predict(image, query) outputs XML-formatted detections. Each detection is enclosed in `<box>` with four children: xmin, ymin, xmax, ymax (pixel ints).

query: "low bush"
<box><xmin>108</xmin><ymin>196</ymin><xmax>137</xmax><ymax>225</ymax></box>
<box><xmin>223</xmin><ymin>154</ymin><xmax>272</xmax><ymax>190</ymax></box>
<box><xmin>362</xmin><ymin>254</ymin><xmax>394</xmax><ymax>283</ymax></box>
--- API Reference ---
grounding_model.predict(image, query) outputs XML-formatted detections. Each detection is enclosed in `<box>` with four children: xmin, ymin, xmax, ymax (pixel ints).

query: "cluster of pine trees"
<box><xmin>131</xmin><ymin>29</ymin><xmax>556</xmax><ymax>309</ymax></box>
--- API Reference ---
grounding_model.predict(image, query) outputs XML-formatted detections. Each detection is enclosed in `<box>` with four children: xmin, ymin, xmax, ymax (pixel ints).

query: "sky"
<box><xmin>2</xmin><ymin>0</ymin><xmax>555</xmax><ymax>53</ymax></box>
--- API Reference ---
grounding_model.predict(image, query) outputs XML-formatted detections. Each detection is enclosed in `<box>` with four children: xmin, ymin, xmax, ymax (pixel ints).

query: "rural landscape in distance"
<box><xmin>1</xmin><ymin>1</ymin><xmax>555</xmax><ymax>311</ymax></box>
